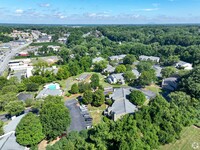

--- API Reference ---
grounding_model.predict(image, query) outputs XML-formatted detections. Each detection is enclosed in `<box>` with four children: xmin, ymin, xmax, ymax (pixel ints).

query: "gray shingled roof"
<box><xmin>132</xmin><ymin>69</ymin><xmax>140</xmax><ymax>78</ymax></box>
<box><xmin>17</xmin><ymin>93</ymin><xmax>33</xmax><ymax>101</ymax></box>
<box><xmin>109</xmin><ymin>54</ymin><xmax>126</xmax><ymax>61</ymax></box>
<box><xmin>103</xmin><ymin>64</ymin><xmax>115</xmax><ymax>73</ymax></box>
<box><xmin>153</xmin><ymin>65</ymin><xmax>162</xmax><ymax>77</ymax></box>
<box><xmin>176</xmin><ymin>61</ymin><xmax>190</xmax><ymax>66</ymax></box>
<box><xmin>92</xmin><ymin>57</ymin><xmax>104</xmax><ymax>63</ymax></box>
<box><xmin>0</xmin><ymin>115</ymin><xmax>25</xmax><ymax>150</ymax></box>
<box><xmin>0</xmin><ymin>133</ymin><xmax>25</xmax><ymax>150</ymax></box>
<box><xmin>162</xmin><ymin>77</ymin><xmax>178</xmax><ymax>91</ymax></box>
<box><xmin>139</xmin><ymin>55</ymin><xmax>160</xmax><ymax>61</ymax></box>
<box><xmin>108</xmin><ymin>88</ymin><xmax>138</xmax><ymax>115</ymax></box>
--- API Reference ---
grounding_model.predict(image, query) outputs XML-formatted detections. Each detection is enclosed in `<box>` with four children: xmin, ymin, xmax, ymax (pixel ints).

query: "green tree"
<box><xmin>115</xmin><ymin>65</ymin><xmax>126</xmax><ymax>73</ymax></box>
<box><xmin>123</xmin><ymin>71</ymin><xmax>136</xmax><ymax>83</ymax></box>
<box><xmin>16</xmin><ymin>113</ymin><xmax>45</xmax><ymax>146</ymax></box>
<box><xmin>92</xmin><ymin>90</ymin><xmax>105</xmax><ymax>107</ymax></box>
<box><xmin>5</xmin><ymin>101</ymin><xmax>25</xmax><ymax>116</ymax></box>
<box><xmin>164</xmin><ymin>55</ymin><xmax>180</xmax><ymax>66</ymax></box>
<box><xmin>78</xmin><ymin>82</ymin><xmax>91</xmax><ymax>93</ymax></box>
<box><xmin>40</xmin><ymin>96</ymin><xmax>71</xmax><ymax>140</ymax></box>
<box><xmin>70</xmin><ymin>83</ymin><xmax>79</xmax><ymax>94</ymax></box>
<box><xmin>180</xmin><ymin>65</ymin><xmax>200</xmax><ymax>99</ymax></box>
<box><xmin>129</xmin><ymin>90</ymin><xmax>146</xmax><ymax>106</ymax></box>
<box><xmin>2</xmin><ymin>85</ymin><xmax>18</xmax><ymax>94</ymax></box>
<box><xmin>161</xmin><ymin>67</ymin><xmax>177</xmax><ymax>78</ymax></box>
<box><xmin>26</xmin><ymin>83</ymin><xmax>39</xmax><ymax>92</ymax></box>
<box><xmin>0</xmin><ymin>92</ymin><xmax>17</xmax><ymax>111</ymax></box>
<box><xmin>138</xmin><ymin>70</ymin><xmax>156</xmax><ymax>86</ymax></box>
<box><xmin>137</xmin><ymin>61</ymin><xmax>152</xmax><ymax>73</ymax></box>
<box><xmin>90</xmin><ymin>74</ymin><xmax>100</xmax><ymax>89</ymax></box>
<box><xmin>0</xmin><ymin>76</ymin><xmax>7</xmax><ymax>90</ymax></box>
<box><xmin>0</xmin><ymin>120</ymin><xmax>4</xmax><ymax>136</ymax></box>
<box><xmin>93</xmin><ymin>60</ymin><xmax>108</xmax><ymax>72</ymax></box>
<box><xmin>123</xmin><ymin>54</ymin><xmax>136</xmax><ymax>65</ymax></box>
<box><xmin>83</xmin><ymin>90</ymin><xmax>93</xmax><ymax>104</ymax></box>
<box><xmin>56</xmin><ymin>66</ymin><xmax>70</xmax><ymax>80</ymax></box>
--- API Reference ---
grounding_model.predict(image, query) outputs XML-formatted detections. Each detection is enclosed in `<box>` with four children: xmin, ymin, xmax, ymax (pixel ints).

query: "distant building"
<box><xmin>76</xmin><ymin>73</ymin><xmax>91</xmax><ymax>81</ymax></box>
<box><xmin>17</xmin><ymin>51</ymin><xmax>29</xmax><ymax>57</ymax></box>
<box><xmin>139</xmin><ymin>55</ymin><xmax>160</xmax><ymax>63</ymax></box>
<box><xmin>8</xmin><ymin>59</ymin><xmax>33</xmax><ymax>80</ymax></box>
<box><xmin>153</xmin><ymin>65</ymin><xmax>163</xmax><ymax>78</ymax></box>
<box><xmin>58</xmin><ymin>37</ymin><xmax>67</xmax><ymax>44</ymax></box>
<box><xmin>47</xmin><ymin>45</ymin><xmax>60</xmax><ymax>51</ymax></box>
<box><xmin>107</xmin><ymin>73</ymin><xmax>125</xmax><ymax>85</ymax></box>
<box><xmin>103</xmin><ymin>64</ymin><xmax>116</xmax><ymax>74</ymax></box>
<box><xmin>36</xmin><ymin>35</ymin><xmax>51</xmax><ymax>43</ymax></box>
<box><xmin>92</xmin><ymin>57</ymin><xmax>105</xmax><ymax>63</ymax></box>
<box><xmin>17</xmin><ymin>93</ymin><xmax>34</xmax><ymax>102</ymax></box>
<box><xmin>104</xmin><ymin>88</ymin><xmax>138</xmax><ymax>121</ymax></box>
<box><xmin>175</xmin><ymin>61</ymin><xmax>193</xmax><ymax>70</ymax></box>
<box><xmin>132</xmin><ymin>69</ymin><xmax>140</xmax><ymax>78</ymax></box>
<box><xmin>162</xmin><ymin>77</ymin><xmax>178</xmax><ymax>91</ymax></box>
<box><xmin>109</xmin><ymin>54</ymin><xmax>126</xmax><ymax>63</ymax></box>
<box><xmin>8</xmin><ymin>59</ymin><xmax>31</xmax><ymax>67</ymax></box>
<box><xmin>36</xmin><ymin>83</ymin><xmax>62</xmax><ymax>99</ymax></box>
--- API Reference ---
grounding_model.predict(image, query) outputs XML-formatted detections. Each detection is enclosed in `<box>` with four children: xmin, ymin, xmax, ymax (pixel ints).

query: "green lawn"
<box><xmin>145</xmin><ymin>84</ymin><xmax>161</xmax><ymax>94</ymax></box>
<box><xmin>87</xmin><ymin>104</ymin><xmax>107</xmax><ymax>125</ymax></box>
<box><xmin>159</xmin><ymin>126</ymin><xmax>200</xmax><ymax>150</ymax></box>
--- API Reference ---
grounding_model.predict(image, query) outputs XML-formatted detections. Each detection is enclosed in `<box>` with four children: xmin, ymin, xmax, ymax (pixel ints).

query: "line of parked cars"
<box><xmin>79</xmin><ymin>105</ymin><xmax>93</xmax><ymax>129</ymax></box>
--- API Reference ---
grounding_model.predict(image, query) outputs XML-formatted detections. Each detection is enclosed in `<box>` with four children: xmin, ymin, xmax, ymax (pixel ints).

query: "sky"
<box><xmin>0</xmin><ymin>0</ymin><xmax>200</xmax><ymax>24</ymax></box>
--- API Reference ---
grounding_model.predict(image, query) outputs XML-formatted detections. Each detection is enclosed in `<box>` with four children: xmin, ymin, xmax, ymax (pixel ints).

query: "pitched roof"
<box><xmin>153</xmin><ymin>65</ymin><xmax>162</xmax><ymax>77</ymax></box>
<box><xmin>92</xmin><ymin>57</ymin><xmax>104</xmax><ymax>63</ymax></box>
<box><xmin>132</xmin><ymin>69</ymin><xmax>140</xmax><ymax>78</ymax></box>
<box><xmin>103</xmin><ymin>64</ymin><xmax>115</xmax><ymax>73</ymax></box>
<box><xmin>139</xmin><ymin>55</ymin><xmax>160</xmax><ymax>61</ymax></box>
<box><xmin>108</xmin><ymin>88</ymin><xmax>138</xmax><ymax>115</ymax></box>
<box><xmin>162</xmin><ymin>77</ymin><xmax>178</xmax><ymax>91</ymax></box>
<box><xmin>109</xmin><ymin>54</ymin><xmax>126</xmax><ymax>60</ymax></box>
<box><xmin>0</xmin><ymin>115</ymin><xmax>26</xmax><ymax>150</ymax></box>
<box><xmin>110</xmin><ymin>73</ymin><xmax>124</xmax><ymax>80</ymax></box>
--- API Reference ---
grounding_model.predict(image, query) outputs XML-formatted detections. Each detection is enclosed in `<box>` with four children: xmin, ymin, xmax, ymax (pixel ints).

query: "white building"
<box><xmin>107</xmin><ymin>73</ymin><xmax>125</xmax><ymax>85</ymax></box>
<box><xmin>139</xmin><ymin>55</ymin><xmax>160</xmax><ymax>63</ymax></box>
<box><xmin>109</xmin><ymin>54</ymin><xmax>126</xmax><ymax>62</ymax></box>
<box><xmin>175</xmin><ymin>61</ymin><xmax>193</xmax><ymax>70</ymax></box>
<box><xmin>47</xmin><ymin>45</ymin><xmax>61</xmax><ymax>51</ymax></box>
<box><xmin>92</xmin><ymin>57</ymin><xmax>105</xmax><ymax>63</ymax></box>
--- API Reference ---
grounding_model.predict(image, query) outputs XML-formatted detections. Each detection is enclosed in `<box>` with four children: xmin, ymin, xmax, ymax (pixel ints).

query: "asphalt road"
<box><xmin>0</xmin><ymin>42</ymin><xmax>32</xmax><ymax>75</ymax></box>
<box><xmin>65</xmin><ymin>99</ymin><xmax>87</xmax><ymax>132</ymax></box>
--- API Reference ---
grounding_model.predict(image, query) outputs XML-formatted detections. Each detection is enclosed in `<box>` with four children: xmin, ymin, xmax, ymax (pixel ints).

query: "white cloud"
<box><xmin>85</xmin><ymin>12</ymin><xmax>111</xmax><ymax>18</ymax></box>
<box><xmin>136</xmin><ymin>8</ymin><xmax>159</xmax><ymax>11</ymax></box>
<box><xmin>15</xmin><ymin>9</ymin><xmax>24</xmax><ymax>14</ymax></box>
<box><xmin>38</xmin><ymin>3</ymin><xmax>50</xmax><ymax>7</ymax></box>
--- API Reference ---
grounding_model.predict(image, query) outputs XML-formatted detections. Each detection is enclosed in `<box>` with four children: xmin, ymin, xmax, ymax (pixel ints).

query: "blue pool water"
<box><xmin>48</xmin><ymin>84</ymin><xmax>56</xmax><ymax>90</ymax></box>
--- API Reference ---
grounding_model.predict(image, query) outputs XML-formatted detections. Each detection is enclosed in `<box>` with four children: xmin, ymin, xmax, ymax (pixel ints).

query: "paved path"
<box><xmin>65</xmin><ymin>99</ymin><xmax>86</xmax><ymax>132</ymax></box>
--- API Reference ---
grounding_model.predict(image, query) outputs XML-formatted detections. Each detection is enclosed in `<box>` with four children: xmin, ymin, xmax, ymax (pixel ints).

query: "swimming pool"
<box><xmin>48</xmin><ymin>84</ymin><xmax>57</xmax><ymax>90</ymax></box>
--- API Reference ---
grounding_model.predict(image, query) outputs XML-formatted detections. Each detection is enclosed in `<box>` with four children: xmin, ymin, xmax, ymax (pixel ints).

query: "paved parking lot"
<box><xmin>65</xmin><ymin>99</ymin><xmax>88</xmax><ymax>132</ymax></box>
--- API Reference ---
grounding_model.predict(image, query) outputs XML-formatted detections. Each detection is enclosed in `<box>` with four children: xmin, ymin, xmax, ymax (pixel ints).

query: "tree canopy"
<box><xmin>40</xmin><ymin>96</ymin><xmax>71</xmax><ymax>140</ymax></box>
<box><xmin>16</xmin><ymin>113</ymin><xmax>45</xmax><ymax>146</ymax></box>
<box><xmin>129</xmin><ymin>90</ymin><xmax>146</xmax><ymax>106</ymax></box>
